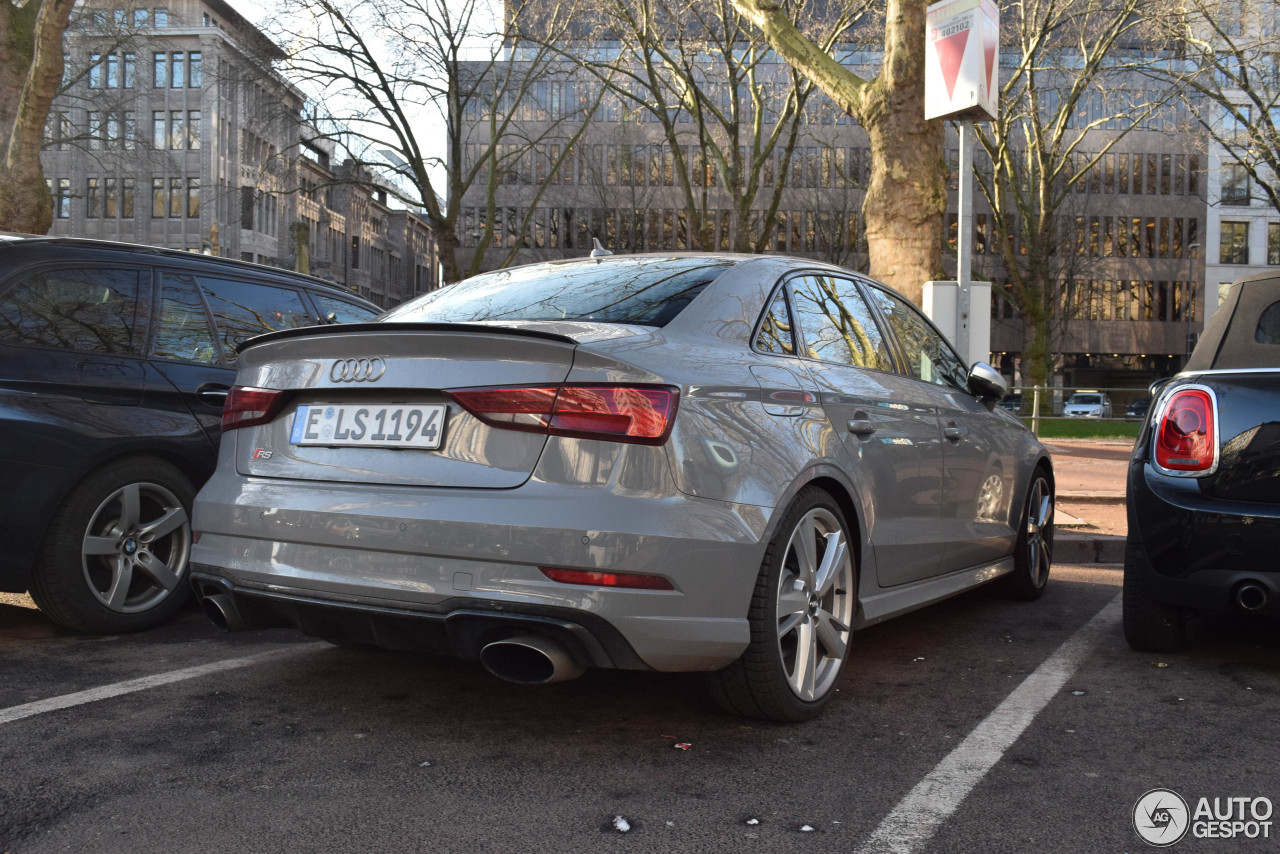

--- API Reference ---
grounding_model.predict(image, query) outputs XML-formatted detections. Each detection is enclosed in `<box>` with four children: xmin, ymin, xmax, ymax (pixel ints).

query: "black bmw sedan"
<box><xmin>1124</xmin><ymin>271</ymin><xmax>1280</xmax><ymax>651</ymax></box>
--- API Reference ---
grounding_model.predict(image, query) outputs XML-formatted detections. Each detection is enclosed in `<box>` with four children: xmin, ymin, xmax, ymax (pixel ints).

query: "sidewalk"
<box><xmin>1044</xmin><ymin>438</ymin><xmax>1130</xmax><ymax>564</ymax></box>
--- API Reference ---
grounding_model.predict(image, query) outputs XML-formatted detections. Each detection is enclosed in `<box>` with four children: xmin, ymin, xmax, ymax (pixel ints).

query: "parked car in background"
<box><xmin>1125</xmin><ymin>397</ymin><xmax>1152</xmax><ymax>421</ymax></box>
<box><xmin>1124</xmin><ymin>271</ymin><xmax>1280</xmax><ymax>651</ymax></box>
<box><xmin>0</xmin><ymin>236</ymin><xmax>379</xmax><ymax>634</ymax></box>
<box><xmin>1064</xmin><ymin>390</ymin><xmax>1112</xmax><ymax>418</ymax></box>
<box><xmin>190</xmin><ymin>253</ymin><xmax>1055</xmax><ymax>721</ymax></box>
<box><xmin>999</xmin><ymin>392</ymin><xmax>1023</xmax><ymax>414</ymax></box>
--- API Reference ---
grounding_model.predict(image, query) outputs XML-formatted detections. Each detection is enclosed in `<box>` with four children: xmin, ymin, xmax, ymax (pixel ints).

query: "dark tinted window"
<box><xmin>790</xmin><ymin>275</ymin><xmax>893</xmax><ymax>370</ymax></box>
<box><xmin>197</xmin><ymin>276</ymin><xmax>314</xmax><ymax>361</ymax></box>
<box><xmin>382</xmin><ymin>258</ymin><xmax>731</xmax><ymax>327</ymax></box>
<box><xmin>1256</xmin><ymin>300</ymin><xmax>1280</xmax><ymax>345</ymax></box>
<box><xmin>755</xmin><ymin>289</ymin><xmax>795</xmax><ymax>355</ymax></box>
<box><xmin>0</xmin><ymin>268</ymin><xmax>143</xmax><ymax>354</ymax></box>
<box><xmin>152</xmin><ymin>273</ymin><xmax>218</xmax><ymax>364</ymax></box>
<box><xmin>866</xmin><ymin>287</ymin><xmax>969</xmax><ymax>390</ymax></box>
<box><xmin>313</xmin><ymin>293</ymin><xmax>380</xmax><ymax>324</ymax></box>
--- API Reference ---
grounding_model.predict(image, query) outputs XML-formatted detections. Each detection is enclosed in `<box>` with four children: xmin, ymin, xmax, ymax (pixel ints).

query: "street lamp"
<box><xmin>1186</xmin><ymin>242</ymin><xmax>1200</xmax><ymax>363</ymax></box>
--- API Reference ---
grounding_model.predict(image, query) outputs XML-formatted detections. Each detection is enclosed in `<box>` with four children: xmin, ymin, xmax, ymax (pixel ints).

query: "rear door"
<box><xmin>785</xmin><ymin>273</ymin><xmax>947</xmax><ymax>585</ymax></box>
<box><xmin>147</xmin><ymin>270</ymin><xmax>322</xmax><ymax>446</ymax></box>
<box><xmin>864</xmin><ymin>285</ymin><xmax>1019</xmax><ymax>573</ymax></box>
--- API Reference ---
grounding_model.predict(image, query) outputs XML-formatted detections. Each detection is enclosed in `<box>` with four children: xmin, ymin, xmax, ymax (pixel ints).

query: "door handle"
<box><xmin>943</xmin><ymin>420</ymin><xmax>962</xmax><ymax>441</ymax></box>
<box><xmin>196</xmin><ymin>383</ymin><xmax>230</xmax><ymax>406</ymax></box>
<box><xmin>847</xmin><ymin>419</ymin><xmax>876</xmax><ymax>436</ymax></box>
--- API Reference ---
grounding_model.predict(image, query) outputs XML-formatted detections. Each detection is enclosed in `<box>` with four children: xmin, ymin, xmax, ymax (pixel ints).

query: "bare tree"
<box><xmin>546</xmin><ymin>0</ymin><xmax>871</xmax><ymax>256</ymax></box>
<box><xmin>1</xmin><ymin>0</ymin><xmax>75</xmax><ymax>232</ymax></box>
<box><xmin>725</xmin><ymin>0</ymin><xmax>946</xmax><ymax>305</ymax></box>
<box><xmin>1165</xmin><ymin>0</ymin><xmax>1280</xmax><ymax>215</ymax></box>
<box><xmin>973</xmin><ymin>0</ymin><xmax>1182</xmax><ymax>390</ymax></box>
<box><xmin>271</xmin><ymin>0</ymin><xmax>600</xmax><ymax>282</ymax></box>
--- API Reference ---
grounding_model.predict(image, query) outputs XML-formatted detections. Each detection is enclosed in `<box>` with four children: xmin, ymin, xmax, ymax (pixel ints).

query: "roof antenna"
<box><xmin>590</xmin><ymin>237</ymin><xmax>613</xmax><ymax>259</ymax></box>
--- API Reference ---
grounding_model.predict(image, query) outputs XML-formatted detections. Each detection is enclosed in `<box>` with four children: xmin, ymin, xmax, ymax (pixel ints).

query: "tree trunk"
<box><xmin>730</xmin><ymin>0</ymin><xmax>946</xmax><ymax>305</ymax></box>
<box><xmin>0</xmin><ymin>0</ymin><xmax>75</xmax><ymax>234</ymax></box>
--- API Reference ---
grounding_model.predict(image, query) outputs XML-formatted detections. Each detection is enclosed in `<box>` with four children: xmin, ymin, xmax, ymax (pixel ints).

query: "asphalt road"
<box><xmin>2</xmin><ymin>565</ymin><xmax>1278</xmax><ymax>853</ymax></box>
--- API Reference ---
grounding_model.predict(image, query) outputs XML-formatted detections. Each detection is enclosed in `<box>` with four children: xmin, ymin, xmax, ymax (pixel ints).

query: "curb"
<box><xmin>1057</xmin><ymin>492</ymin><xmax>1126</xmax><ymax>505</ymax></box>
<box><xmin>1056</xmin><ymin>534</ymin><xmax>1125</xmax><ymax>564</ymax></box>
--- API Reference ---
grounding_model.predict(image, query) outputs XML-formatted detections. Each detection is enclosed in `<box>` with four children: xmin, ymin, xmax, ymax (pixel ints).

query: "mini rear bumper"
<box><xmin>1127</xmin><ymin>460</ymin><xmax>1280</xmax><ymax>615</ymax></box>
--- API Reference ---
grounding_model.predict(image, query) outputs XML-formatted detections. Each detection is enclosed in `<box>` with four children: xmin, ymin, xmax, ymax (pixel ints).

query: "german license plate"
<box><xmin>289</xmin><ymin>404</ymin><xmax>445</xmax><ymax>449</ymax></box>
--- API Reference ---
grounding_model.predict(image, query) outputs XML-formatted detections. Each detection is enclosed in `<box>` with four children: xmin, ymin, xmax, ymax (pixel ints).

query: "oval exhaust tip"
<box><xmin>480</xmin><ymin>635</ymin><xmax>586</xmax><ymax>684</ymax></box>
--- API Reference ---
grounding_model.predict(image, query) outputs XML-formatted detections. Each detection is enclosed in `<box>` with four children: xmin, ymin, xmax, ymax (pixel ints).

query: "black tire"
<box><xmin>1122</xmin><ymin>541</ymin><xmax>1190</xmax><ymax>652</ymax></box>
<box><xmin>29</xmin><ymin>458</ymin><xmax>195</xmax><ymax>634</ymax></box>
<box><xmin>707</xmin><ymin>487</ymin><xmax>856</xmax><ymax>722</ymax></box>
<box><xmin>994</xmin><ymin>467</ymin><xmax>1054</xmax><ymax>601</ymax></box>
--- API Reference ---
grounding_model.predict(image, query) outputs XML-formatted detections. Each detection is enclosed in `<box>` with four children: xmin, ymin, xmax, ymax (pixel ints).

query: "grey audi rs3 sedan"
<box><xmin>190</xmin><ymin>254</ymin><xmax>1054</xmax><ymax>721</ymax></box>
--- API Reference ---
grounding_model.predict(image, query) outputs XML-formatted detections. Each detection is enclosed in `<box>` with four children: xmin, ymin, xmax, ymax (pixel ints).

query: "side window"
<box><xmin>789</xmin><ymin>275</ymin><xmax>893</xmax><ymax>370</ymax></box>
<box><xmin>754</xmin><ymin>288</ymin><xmax>795</xmax><ymax>355</ymax></box>
<box><xmin>0</xmin><ymin>268</ymin><xmax>143</xmax><ymax>354</ymax></box>
<box><xmin>197</xmin><ymin>276</ymin><xmax>315</xmax><ymax>361</ymax></box>
<box><xmin>866</xmin><ymin>287</ymin><xmax>969</xmax><ymax>390</ymax></box>
<box><xmin>152</xmin><ymin>273</ymin><xmax>218</xmax><ymax>364</ymax></box>
<box><xmin>1256</xmin><ymin>300</ymin><xmax>1280</xmax><ymax>345</ymax></box>
<box><xmin>312</xmin><ymin>294</ymin><xmax>379</xmax><ymax>324</ymax></box>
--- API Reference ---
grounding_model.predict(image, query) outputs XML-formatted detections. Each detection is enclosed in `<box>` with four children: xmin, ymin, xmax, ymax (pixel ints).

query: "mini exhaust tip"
<box><xmin>201</xmin><ymin>593</ymin><xmax>248</xmax><ymax>632</ymax></box>
<box><xmin>479</xmin><ymin>635</ymin><xmax>586</xmax><ymax>685</ymax></box>
<box><xmin>1235</xmin><ymin>582</ymin><xmax>1269</xmax><ymax>613</ymax></box>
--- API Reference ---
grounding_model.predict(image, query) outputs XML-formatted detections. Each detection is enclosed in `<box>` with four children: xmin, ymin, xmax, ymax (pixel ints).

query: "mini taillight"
<box><xmin>221</xmin><ymin>386</ymin><xmax>287</xmax><ymax>432</ymax></box>
<box><xmin>447</xmin><ymin>384</ymin><xmax>678</xmax><ymax>445</ymax></box>
<box><xmin>1154</xmin><ymin>388</ymin><xmax>1216</xmax><ymax>474</ymax></box>
<box><xmin>540</xmin><ymin>567</ymin><xmax>674</xmax><ymax>590</ymax></box>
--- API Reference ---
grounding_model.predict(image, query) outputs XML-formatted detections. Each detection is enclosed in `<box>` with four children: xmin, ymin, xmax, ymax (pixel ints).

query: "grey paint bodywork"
<box><xmin>191</xmin><ymin>254</ymin><xmax>1051</xmax><ymax>672</ymax></box>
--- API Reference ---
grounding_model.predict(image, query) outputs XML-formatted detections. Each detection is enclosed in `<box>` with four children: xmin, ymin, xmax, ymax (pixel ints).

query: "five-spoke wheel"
<box><xmin>708</xmin><ymin>487</ymin><xmax>855</xmax><ymax>721</ymax></box>
<box><xmin>30</xmin><ymin>458</ymin><xmax>194</xmax><ymax>634</ymax></box>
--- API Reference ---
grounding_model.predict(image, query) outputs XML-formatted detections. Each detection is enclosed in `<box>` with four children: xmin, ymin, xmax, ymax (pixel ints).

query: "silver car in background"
<box><xmin>190</xmin><ymin>254</ymin><xmax>1054</xmax><ymax>721</ymax></box>
<box><xmin>1063</xmin><ymin>391</ymin><xmax>1113</xmax><ymax>418</ymax></box>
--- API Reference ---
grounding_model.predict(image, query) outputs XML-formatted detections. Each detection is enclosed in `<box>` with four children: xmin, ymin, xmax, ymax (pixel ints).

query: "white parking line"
<box><xmin>855</xmin><ymin>593</ymin><xmax>1122</xmax><ymax>854</ymax></box>
<box><xmin>0</xmin><ymin>646</ymin><xmax>310</xmax><ymax>726</ymax></box>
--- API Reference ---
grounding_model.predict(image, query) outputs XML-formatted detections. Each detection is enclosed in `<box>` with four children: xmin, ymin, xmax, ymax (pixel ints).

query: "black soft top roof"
<box><xmin>1185</xmin><ymin>272</ymin><xmax>1280</xmax><ymax>371</ymax></box>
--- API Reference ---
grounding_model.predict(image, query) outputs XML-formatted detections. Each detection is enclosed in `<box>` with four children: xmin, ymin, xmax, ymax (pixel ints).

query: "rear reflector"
<box><xmin>1155</xmin><ymin>388</ymin><xmax>1216</xmax><ymax>473</ymax></box>
<box><xmin>448</xmin><ymin>384</ymin><xmax>678</xmax><ymax>445</ymax></box>
<box><xmin>221</xmin><ymin>386</ymin><xmax>288</xmax><ymax>432</ymax></box>
<box><xmin>540</xmin><ymin>567</ymin><xmax>674</xmax><ymax>590</ymax></box>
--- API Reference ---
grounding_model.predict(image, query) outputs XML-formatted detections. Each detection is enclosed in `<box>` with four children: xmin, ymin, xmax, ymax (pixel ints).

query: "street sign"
<box><xmin>924</xmin><ymin>0</ymin><xmax>999</xmax><ymax>122</ymax></box>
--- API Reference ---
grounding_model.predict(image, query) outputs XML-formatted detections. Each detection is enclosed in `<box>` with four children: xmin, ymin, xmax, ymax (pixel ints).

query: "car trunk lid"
<box><xmin>228</xmin><ymin>324</ymin><xmax>580</xmax><ymax>488</ymax></box>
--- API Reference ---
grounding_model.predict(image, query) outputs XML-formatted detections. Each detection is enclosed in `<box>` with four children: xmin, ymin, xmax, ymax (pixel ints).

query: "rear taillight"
<box><xmin>1154</xmin><ymin>387</ymin><xmax>1217</xmax><ymax>474</ymax></box>
<box><xmin>221</xmin><ymin>386</ymin><xmax>287</xmax><ymax>432</ymax></box>
<box><xmin>447</xmin><ymin>384</ymin><xmax>678</xmax><ymax>445</ymax></box>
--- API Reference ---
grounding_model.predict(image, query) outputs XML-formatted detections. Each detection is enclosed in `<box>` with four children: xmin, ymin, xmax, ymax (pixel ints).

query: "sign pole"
<box><xmin>957</xmin><ymin>119</ymin><xmax>974</xmax><ymax>363</ymax></box>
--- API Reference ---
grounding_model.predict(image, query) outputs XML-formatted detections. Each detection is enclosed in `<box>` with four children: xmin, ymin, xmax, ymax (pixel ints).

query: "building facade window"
<box><xmin>55</xmin><ymin>178</ymin><xmax>71</xmax><ymax>218</ymax></box>
<box><xmin>153</xmin><ymin>52</ymin><xmax>166</xmax><ymax>87</ymax></box>
<box><xmin>152</xmin><ymin>177</ymin><xmax>165</xmax><ymax>217</ymax></box>
<box><xmin>1220</xmin><ymin>221</ymin><xmax>1250</xmax><ymax>265</ymax></box>
<box><xmin>1269</xmin><ymin>222</ymin><xmax>1280</xmax><ymax>265</ymax></box>
<box><xmin>1221</xmin><ymin>163</ymin><xmax>1250</xmax><ymax>205</ymax></box>
<box><xmin>86</xmin><ymin>177</ymin><xmax>101</xmax><ymax>218</ymax></box>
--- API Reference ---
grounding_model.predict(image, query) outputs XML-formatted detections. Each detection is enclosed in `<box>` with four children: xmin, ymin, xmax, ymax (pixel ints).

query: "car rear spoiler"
<box><xmin>236</xmin><ymin>322</ymin><xmax>580</xmax><ymax>354</ymax></box>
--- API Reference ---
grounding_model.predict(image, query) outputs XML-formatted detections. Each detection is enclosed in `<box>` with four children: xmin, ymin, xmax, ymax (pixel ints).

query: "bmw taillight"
<box><xmin>1154</xmin><ymin>387</ymin><xmax>1217</xmax><ymax>475</ymax></box>
<box><xmin>221</xmin><ymin>386</ymin><xmax>287</xmax><ymax>432</ymax></box>
<box><xmin>447</xmin><ymin>384</ymin><xmax>678</xmax><ymax>445</ymax></box>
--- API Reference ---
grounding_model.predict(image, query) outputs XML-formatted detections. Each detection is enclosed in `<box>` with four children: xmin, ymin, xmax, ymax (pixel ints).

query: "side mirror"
<box><xmin>967</xmin><ymin>361</ymin><xmax>1008</xmax><ymax>403</ymax></box>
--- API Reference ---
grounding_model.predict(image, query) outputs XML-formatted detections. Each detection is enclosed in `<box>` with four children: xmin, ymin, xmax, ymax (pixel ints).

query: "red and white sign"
<box><xmin>924</xmin><ymin>0</ymin><xmax>999</xmax><ymax>121</ymax></box>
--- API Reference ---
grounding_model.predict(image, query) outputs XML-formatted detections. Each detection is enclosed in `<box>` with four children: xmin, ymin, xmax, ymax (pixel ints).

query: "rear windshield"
<box><xmin>381</xmin><ymin>258</ymin><xmax>733</xmax><ymax>327</ymax></box>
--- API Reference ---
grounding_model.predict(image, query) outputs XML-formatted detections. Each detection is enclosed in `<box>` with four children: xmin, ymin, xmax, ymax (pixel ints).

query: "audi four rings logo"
<box><xmin>329</xmin><ymin>358</ymin><xmax>387</xmax><ymax>383</ymax></box>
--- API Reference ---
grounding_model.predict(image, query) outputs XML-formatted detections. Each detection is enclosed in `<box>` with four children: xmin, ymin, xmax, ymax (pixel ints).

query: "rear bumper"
<box><xmin>191</xmin><ymin>571</ymin><xmax>650</xmax><ymax>669</ymax></box>
<box><xmin>1127</xmin><ymin>459</ymin><xmax>1280</xmax><ymax>615</ymax></box>
<box><xmin>190</xmin><ymin>474</ymin><xmax>767</xmax><ymax>671</ymax></box>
